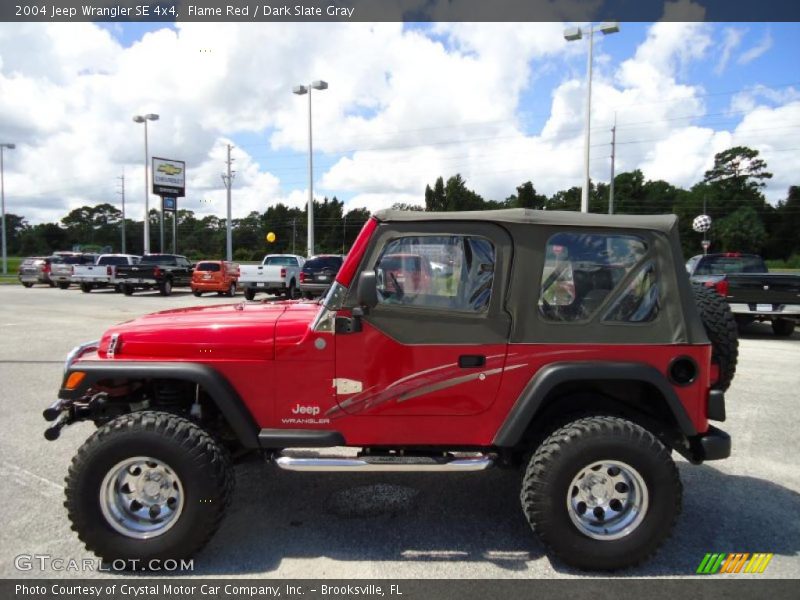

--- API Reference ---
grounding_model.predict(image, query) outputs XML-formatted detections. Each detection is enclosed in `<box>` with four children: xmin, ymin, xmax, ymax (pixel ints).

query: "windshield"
<box><xmin>264</xmin><ymin>256</ymin><xmax>297</xmax><ymax>266</ymax></box>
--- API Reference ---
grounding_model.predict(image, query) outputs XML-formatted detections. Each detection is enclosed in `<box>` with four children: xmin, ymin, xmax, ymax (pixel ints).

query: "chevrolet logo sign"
<box><xmin>157</xmin><ymin>164</ymin><xmax>183</xmax><ymax>176</ymax></box>
<box><xmin>763</xmin><ymin>285</ymin><xmax>769</xmax><ymax>290</ymax></box>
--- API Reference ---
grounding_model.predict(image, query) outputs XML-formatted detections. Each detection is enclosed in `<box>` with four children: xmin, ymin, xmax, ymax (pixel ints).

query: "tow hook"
<box><xmin>42</xmin><ymin>393</ymin><xmax>108</xmax><ymax>441</ymax></box>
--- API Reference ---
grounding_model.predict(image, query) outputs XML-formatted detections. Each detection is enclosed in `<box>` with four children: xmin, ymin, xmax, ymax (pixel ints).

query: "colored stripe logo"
<box><xmin>697</xmin><ymin>553</ymin><xmax>773</xmax><ymax>574</ymax></box>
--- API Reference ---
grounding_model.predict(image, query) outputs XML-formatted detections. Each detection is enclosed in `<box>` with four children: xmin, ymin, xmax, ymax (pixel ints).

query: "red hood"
<box><xmin>97</xmin><ymin>301</ymin><xmax>321</xmax><ymax>361</ymax></box>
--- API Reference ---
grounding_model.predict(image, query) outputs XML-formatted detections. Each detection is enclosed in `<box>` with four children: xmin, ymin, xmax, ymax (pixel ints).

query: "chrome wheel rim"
<box><xmin>566</xmin><ymin>460</ymin><xmax>648</xmax><ymax>540</ymax></box>
<box><xmin>100</xmin><ymin>456</ymin><xmax>184</xmax><ymax>539</ymax></box>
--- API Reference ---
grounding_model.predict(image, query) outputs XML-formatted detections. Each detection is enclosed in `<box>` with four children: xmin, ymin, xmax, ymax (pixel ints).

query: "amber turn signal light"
<box><xmin>64</xmin><ymin>371</ymin><xmax>86</xmax><ymax>390</ymax></box>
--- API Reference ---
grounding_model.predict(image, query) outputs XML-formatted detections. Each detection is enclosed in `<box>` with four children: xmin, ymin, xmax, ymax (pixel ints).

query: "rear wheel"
<box><xmin>159</xmin><ymin>279</ymin><xmax>173</xmax><ymax>296</ymax></box>
<box><xmin>286</xmin><ymin>280</ymin><xmax>297</xmax><ymax>299</ymax></box>
<box><xmin>58</xmin><ymin>282</ymin><xmax>70</xmax><ymax>290</ymax></box>
<box><xmin>123</xmin><ymin>284</ymin><xmax>134</xmax><ymax>296</ymax></box>
<box><xmin>81</xmin><ymin>283</ymin><xmax>93</xmax><ymax>293</ymax></box>
<box><xmin>772</xmin><ymin>318</ymin><xmax>795</xmax><ymax>337</ymax></box>
<box><xmin>692</xmin><ymin>283</ymin><xmax>738</xmax><ymax>391</ymax></box>
<box><xmin>21</xmin><ymin>282</ymin><xmax>33</xmax><ymax>288</ymax></box>
<box><xmin>64</xmin><ymin>412</ymin><xmax>234</xmax><ymax>566</ymax></box>
<box><xmin>192</xmin><ymin>290</ymin><xmax>202</xmax><ymax>297</ymax></box>
<box><xmin>244</xmin><ymin>288</ymin><xmax>256</xmax><ymax>301</ymax></box>
<box><xmin>521</xmin><ymin>416</ymin><xmax>681</xmax><ymax>571</ymax></box>
<box><xmin>228</xmin><ymin>283</ymin><xmax>236</xmax><ymax>297</ymax></box>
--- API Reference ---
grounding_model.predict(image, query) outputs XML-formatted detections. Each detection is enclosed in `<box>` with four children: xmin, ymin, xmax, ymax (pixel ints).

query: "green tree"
<box><xmin>715</xmin><ymin>206</ymin><xmax>767</xmax><ymax>254</ymax></box>
<box><xmin>508</xmin><ymin>181</ymin><xmax>546</xmax><ymax>209</ymax></box>
<box><xmin>704</xmin><ymin>146</ymin><xmax>773</xmax><ymax>190</ymax></box>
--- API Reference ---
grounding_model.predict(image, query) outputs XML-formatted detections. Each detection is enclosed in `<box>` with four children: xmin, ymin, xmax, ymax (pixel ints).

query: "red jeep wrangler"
<box><xmin>47</xmin><ymin>209</ymin><xmax>737</xmax><ymax>571</ymax></box>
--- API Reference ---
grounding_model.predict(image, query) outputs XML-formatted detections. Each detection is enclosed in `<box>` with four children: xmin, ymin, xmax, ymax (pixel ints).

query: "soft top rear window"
<box><xmin>304</xmin><ymin>256</ymin><xmax>343</xmax><ymax>270</ymax></box>
<box><xmin>196</xmin><ymin>262</ymin><xmax>221</xmax><ymax>272</ymax></box>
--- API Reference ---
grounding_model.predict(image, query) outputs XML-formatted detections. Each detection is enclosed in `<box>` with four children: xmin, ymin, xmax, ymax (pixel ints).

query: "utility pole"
<box><xmin>221</xmin><ymin>144</ymin><xmax>235</xmax><ymax>262</ymax></box>
<box><xmin>117</xmin><ymin>172</ymin><xmax>126</xmax><ymax>253</ymax></box>
<box><xmin>291</xmin><ymin>218</ymin><xmax>296</xmax><ymax>255</ymax></box>
<box><xmin>609</xmin><ymin>114</ymin><xmax>616</xmax><ymax>215</ymax></box>
<box><xmin>342</xmin><ymin>213</ymin><xmax>347</xmax><ymax>254</ymax></box>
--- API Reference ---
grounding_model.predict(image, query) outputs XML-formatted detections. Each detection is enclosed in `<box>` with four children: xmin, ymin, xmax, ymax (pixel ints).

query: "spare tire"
<box><xmin>692</xmin><ymin>283</ymin><xmax>738</xmax><ymax>391</ymax></box>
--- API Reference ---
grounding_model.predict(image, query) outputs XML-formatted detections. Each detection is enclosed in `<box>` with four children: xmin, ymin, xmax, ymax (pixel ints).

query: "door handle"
<box><xmin>458</xmin><ymin>355</ymin><xmax>486</xmax><ymax>368</ymax></box>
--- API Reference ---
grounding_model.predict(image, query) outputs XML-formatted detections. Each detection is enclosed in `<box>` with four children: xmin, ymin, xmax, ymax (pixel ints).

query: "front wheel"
<box><xmin>772</xmin><ymin>318</ymin><xmax>795</xmax><ymax>337</ymax></box>
<box><xmin>64</xmin><ymin>412</ymin><xmax>234</xmax><ymax>565</ymax></box>
<box><xmin>81</xmin><ymin>283</ymin><xmax>93</xmax><ymax>293</ymax></box>
<box><xmin>192</xmin><ymin>290</ymin><xmax>202</xmax><ymax>297</ymax></box>
<box><xmin>58</xmin><ymin>282</ymin><xmax>70</xmax><ymax>290</ymax></box>
<box><xmin>227</xmin><ymin>283</ymin><xmax>236</xmax><ymax>297</ymax></box>
<box><xmin>244</xmin><ymin>288</ymin><xmax>256</xmax><ymax>301</ymax></box>
<box><xmin>123</xmin><ymin>284</ymin><xmax>134</xmax><ymax>296</ymax></box>
<box><xmin>521</xmin><ymin>416</ymin><xmax>681</xmax><ymax>571</ymax></box>
<box><xmin>21</xmin><ymin>282</ymin><xmax>33</xmax><ymax>288</ymax></box>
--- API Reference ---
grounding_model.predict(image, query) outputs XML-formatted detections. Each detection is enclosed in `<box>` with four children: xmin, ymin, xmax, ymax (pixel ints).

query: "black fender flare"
<box><xmin>492</xmin><ymin>361</ymin><xmax>697</xmax><ymax>447</ymax></box>
<box><xmin>59</xmin><ymin>361</ymin><xmax>260</xmax><ymax>448</ymax></box>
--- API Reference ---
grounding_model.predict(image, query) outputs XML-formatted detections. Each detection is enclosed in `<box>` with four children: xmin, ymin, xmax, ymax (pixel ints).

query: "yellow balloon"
<box><xmin>266</xmin><ymin>232</ymin><xmax>276</xmax><ymax>243</ymax></box>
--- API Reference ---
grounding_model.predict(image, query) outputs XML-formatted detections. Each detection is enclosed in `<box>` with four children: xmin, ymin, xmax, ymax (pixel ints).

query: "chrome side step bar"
<box><xmin>274</xmin><ymin>455</ymin><xmax>493</xmax><ymax>472</ymax></box>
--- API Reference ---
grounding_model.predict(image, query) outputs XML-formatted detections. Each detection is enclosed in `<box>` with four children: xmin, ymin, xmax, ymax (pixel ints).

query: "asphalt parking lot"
<box><xmin>0</xmin><ymin>283</ymin><xmax>798</xmax><ymax>579</ymax></box>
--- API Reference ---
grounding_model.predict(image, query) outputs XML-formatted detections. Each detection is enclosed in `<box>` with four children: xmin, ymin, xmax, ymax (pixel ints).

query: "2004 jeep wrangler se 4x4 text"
<box><xmin>47</xmin><ymin>209</ymin><xmax>738</xmax><ymax>571</ymax></box>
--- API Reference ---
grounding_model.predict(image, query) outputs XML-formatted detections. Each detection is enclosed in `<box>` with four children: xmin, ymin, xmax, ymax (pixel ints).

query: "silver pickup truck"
<box><xmin>49</xmin><ymin>253</ymin><xmax>100</xmax><ymax>289</ymax></box>
<box><xmin>71</xmin><ymin>254</ymin><xmax>141</xmax><ymax>293</ymax></box>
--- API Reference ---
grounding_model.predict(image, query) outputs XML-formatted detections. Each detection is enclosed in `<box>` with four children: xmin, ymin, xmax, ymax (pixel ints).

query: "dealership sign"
<box><xmin>152</xmin><ymin>157</ymin><xmax>185</xmax><ymax>197</ymax></box>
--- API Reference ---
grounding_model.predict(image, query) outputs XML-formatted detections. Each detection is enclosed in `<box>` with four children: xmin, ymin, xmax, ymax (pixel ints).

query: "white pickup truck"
<box><xmin>71</xmin><ymin>254</ymin><xmax>141</xmax><ymax>293</ymax></box>
<box><xmin>238</xmin><ymin>254</ymin><xmax>305</xmax><ymax>300</ymax></box>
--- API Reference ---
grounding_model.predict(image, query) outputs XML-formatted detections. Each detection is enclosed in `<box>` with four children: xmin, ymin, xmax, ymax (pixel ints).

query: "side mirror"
<box><xmin>356</xmin><ymin>271</ymin><xmax>378</xmax><ymax>310</ymax></box>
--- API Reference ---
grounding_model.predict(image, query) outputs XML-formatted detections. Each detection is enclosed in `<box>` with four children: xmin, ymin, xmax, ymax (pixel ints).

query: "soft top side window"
<box><xmin>373</xmin><ymin>235</ymin><xmax>495</xmax><ymax>313</ymax></box>
<box><xmin>539</xmin><ymin>232</ymin><xmax>648</xmax><ymax>322</ymax></box>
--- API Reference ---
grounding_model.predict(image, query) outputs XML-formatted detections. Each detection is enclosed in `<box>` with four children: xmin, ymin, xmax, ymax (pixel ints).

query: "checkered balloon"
<box><xmin>692</xmin><ymin>214</ymin><xmax>712</xmax><ymax>233</ymax></box>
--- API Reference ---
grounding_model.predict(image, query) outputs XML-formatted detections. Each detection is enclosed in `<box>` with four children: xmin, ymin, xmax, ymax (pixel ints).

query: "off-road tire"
<box><xmin>521</xmin><ymin>416</ymin><xmax>681</xmax><ymax>571</ymax></box>
<box><xmin>21</xmin><ymin>282</ymin><xmax>33</xmax><ymax>288</ymax></box>
<box><xmin>159</xmin><ymin>279</ymin><xmax>173</xmax><ymax>296</ymax></box>
<box><xmin>58</xmin><ymin>282</ymin><xmax>70</xmax><ymax>290</ymax></box>
<box><xmin>81</xmin><ymin>283</ymin><xmax>93</xmax><ymax>293</ymax></box>
<box><xmin>64</xmin><ymin>411</ymin><xmax>234</xmax><ymax>566</ymax></box>
<box><xmin>244</xmin><ymin>288</ymin><xmax>256</xmax><ymax>301</ymax></box>
<box><xmin>772</xmin><ymin>318</ymin><xmax>795</xmax><ymax>337</ymax></box>
<box><xmin>692</xmin><ymin>283</ymin><xmax>738</xmax><ymax>391</ymax></box>
<box><xmin>123</xmin><ymin>284</ymin><xmax>134</xmax><ymax>296</ymax></box>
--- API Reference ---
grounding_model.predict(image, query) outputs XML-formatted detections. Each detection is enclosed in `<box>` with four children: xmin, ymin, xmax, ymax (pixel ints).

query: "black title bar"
<box><xmin>4</xmin><ymin>0</ymin><xmax>800</xmax><ymax>22</ymax></box>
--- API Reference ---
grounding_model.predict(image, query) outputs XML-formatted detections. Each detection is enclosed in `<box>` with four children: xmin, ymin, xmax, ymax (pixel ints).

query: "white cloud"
<box><xmin>715</xmin><ymin>27</ymin><xmax>744</xmax><ymax>75</ymax></box>
<box><xmin>738</xmin><ymin>31</ymin><xmax>773</xmax><ymax>65</ymax></box>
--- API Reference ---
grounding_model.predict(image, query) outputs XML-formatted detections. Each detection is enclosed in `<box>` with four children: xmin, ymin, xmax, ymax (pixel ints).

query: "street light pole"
<box><xmin>293</xmin><ymin>80</ymin><xmax>328</xmax><ymax>257</ymax></box>
<box><xmin>564</xmin><ymin>22</ymin><xmax>619</xmax><ymax>213</ymax></box>
<box><xmin>133</xmin><ymin>114</ymin><xmax>159</xmax><ymax>253</ymax></box>
<box><xmin>1</xmin><ymin>143</ymin><xmax>16</xmax><ymax>275</ymax></box>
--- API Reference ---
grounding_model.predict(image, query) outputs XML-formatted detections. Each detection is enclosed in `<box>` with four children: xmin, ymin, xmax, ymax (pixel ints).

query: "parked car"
<box><xmin>115</xmin><ymin>254</ymin><xmax>194</xmax><ymax>296</ymax></box>
<box><xmin>50</xmin><ymin>209</ymin><xmax>737</xmax><ymax>571</ymax></box>
<box><xmin>49</xmin><ymin>253</ymin><xmax>100</xmax><ymax>289</ymax></box>
<box><xmin>18</xmin><ymin>256</ymin><xmax>57</xmax><ymax>287</ymax></box>
<box><xmin>72</xmin><ymin>254</ymin><xmax>141</xmax><ymax>293</ymax></box>
<box><xmin>191</xmin><ymin>260</ymin><xmax>239</xmax><ymax>297</ymax></box>
<box><xmin>298</xmin><ymin>254</ymin><xmax>344</xmax><ymax>298</ymax></box>
<box><xmin>687</xmin><ymin>252</ymin><xmax>800</xmax><ymax>336</ymax></box>
<box><xmin>239</xmin><ymin>254</ymin><xmax>305</xmax><ymax>300</ymax></box>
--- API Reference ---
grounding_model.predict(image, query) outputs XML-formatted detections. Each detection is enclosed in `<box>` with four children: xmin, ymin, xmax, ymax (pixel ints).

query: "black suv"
<box><xmin>299</xmin><ymin>254</ymin><xmax>344</xmax><ymax>298</ymax></box>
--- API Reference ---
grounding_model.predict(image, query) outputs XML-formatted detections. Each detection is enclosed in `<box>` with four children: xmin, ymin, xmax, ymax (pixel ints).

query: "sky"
<box><xmin>0</xmin><ymin>9</ymin><xmax>798</xmax><ymax>225</ymax></box>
